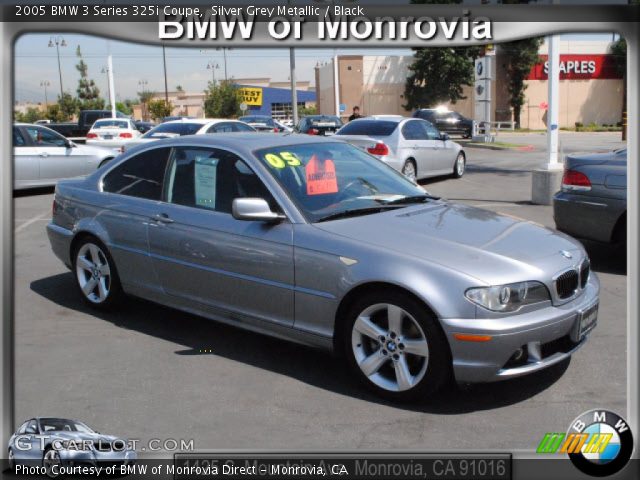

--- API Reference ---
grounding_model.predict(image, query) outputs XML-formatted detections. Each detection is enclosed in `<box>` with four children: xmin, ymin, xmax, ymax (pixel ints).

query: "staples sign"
<box><xmin>528</xmin><ymin>54</ymin><xmax>622</xmax><ymax>80</ymax></box>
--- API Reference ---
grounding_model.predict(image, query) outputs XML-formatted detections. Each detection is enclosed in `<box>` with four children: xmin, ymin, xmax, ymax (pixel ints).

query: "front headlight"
<box><xmin>465</xmin><ymin>281</ymin><xmax>550</xmax><ymax>312</ymax></box>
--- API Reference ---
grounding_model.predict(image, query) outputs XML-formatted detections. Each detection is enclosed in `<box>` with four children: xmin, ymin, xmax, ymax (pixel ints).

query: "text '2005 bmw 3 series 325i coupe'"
<box><xmin>47</xmin><ymin>133</ymin><xmax>599</xmax><ymax>401</ymax></box>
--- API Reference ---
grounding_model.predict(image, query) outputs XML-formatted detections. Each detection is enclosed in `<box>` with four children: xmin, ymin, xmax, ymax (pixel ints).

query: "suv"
<box><xmin>413</xmin><ymin>109</ymin><xmax>473</xmax><ymax>138</ymax></box>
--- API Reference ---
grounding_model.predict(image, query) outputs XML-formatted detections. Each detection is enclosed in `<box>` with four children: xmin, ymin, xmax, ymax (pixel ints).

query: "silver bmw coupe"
<box><xmin>47</xmin><ymin>134</ymin><xmax>599</xmax><ymax>401</ymax></box>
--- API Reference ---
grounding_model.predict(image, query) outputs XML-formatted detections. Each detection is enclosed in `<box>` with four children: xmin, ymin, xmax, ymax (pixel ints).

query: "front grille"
<box><xmin>580</xmin><ymin>260</ymin><xmax>590</xmax><ymax>288</ymax></box>
<box><xmin>555</xmin><ymin>269</ymin><xmax>579</xmax><ymax>299</ymax></box>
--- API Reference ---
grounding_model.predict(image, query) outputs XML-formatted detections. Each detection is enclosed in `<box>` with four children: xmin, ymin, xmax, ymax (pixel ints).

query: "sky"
<box><xmin>14</xmin><ymin>32</ymin><xmax>615</xmax><ymax>104</ymax></box>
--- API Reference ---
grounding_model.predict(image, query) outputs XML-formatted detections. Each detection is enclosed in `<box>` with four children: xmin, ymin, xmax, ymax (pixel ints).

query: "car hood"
<box><xmin>44</xmin><ymin>431</ymin><xmax>121</xmax><ymax>442</ymax></box>
<box><xmin>313</xmin><ymin>201</ymin><xmax>584</xmax><ymax>284</ymax></box>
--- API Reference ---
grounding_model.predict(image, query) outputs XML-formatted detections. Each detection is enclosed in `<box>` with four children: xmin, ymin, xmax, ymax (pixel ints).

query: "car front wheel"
<box><xmin>73</xmin><ymin>237</ymin><xmax>123</xmax><ymax>309</ymax></box>
<box><xmin>452</xmin><ymin>153</ymin><xmax>465</xmax><ymax>178</ymax></box>
<box><xmin>344</xmin><ymin>291</ymin><xmax>451</xmax><ymax>401</ymax></box>
<box><xmin>43</xmin><ymin>448</ymin><xmax>61</xmax><ymax>478</ymax></box>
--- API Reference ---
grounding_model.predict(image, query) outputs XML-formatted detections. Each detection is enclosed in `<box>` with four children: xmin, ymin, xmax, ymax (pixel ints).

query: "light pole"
<box><xmin>207</xmin><ymin>61</ymin><xmax>220</xmax><ymax>86</ymax></box>
<box><xmin>138</xmin><ymin>79</ymin><xmax>149</xmax><ymax>120</ymax></box>
<box><xmin>216</xmin><ymin>47</ymin><xmax>231</xmax><ymax>81</ymax></box>
<box><xmin>162</xmin><ymin>45</ymin><xmax>169</xmax><ymax>104</ymax></box>
<box><xmin>101</xmin><ymin>66</ymin><xmax>111</xmax><ymax>104</ymax></box>
<box><xmin>40</xmin><ymin>80</ymin><xmax>50</xmax><ymax>105</ymax></box>
<box><xmin>48</xmin><ymin>35</ymin><xmax>67</xmax><ymax>98</ymax></box>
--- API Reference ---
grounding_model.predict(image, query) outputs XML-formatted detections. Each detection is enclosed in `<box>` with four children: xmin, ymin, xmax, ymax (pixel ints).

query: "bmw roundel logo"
<box><xmin>567</xmin><ymin>410</ymin><xmax>634</xmax><ymax>477</ymax></box>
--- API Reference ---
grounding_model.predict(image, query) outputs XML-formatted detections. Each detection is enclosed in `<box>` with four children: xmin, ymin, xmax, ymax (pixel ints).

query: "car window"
<box><xmin>25</xmin><ymin>420</ymin><xmax>38</xmax><ymax>434</ymax></box>
<box><xmin>39</xmin><ymin>418</ymin><xmax>94</xmax><ymax>433</ymax></box>
<box><xmin>143</xmin><ymin>122</ymin><xmax>203</xmax><ymax>139</ymax></box>
<box><xmin>401</xmin><ymin>121</ymin><xmax>427</xmax><ymax>140</ymax></box>
<box><xmin>233</xmin><ymin>122</ymin><xmax>255</xmax><ymax>132</ymax></box>
<box><xmin>24</xmin><ymin>126</ymin><xmax>67</xmax><ymax>147</ymax></box>
<box><xmin>93</xmin><ymin>119</ymin><xmax>129</xmax><ymax>129</ymax></box>
<box><xmin>337</xmin><ymin>120</ymin><xmax>398</xmax><ymax>136</ymax></box>
<box><xmin>420</xmin><ymin>121</ymin><xmax>440</xmax><ymax>140</ymax></box>
<box><xmin>207</xmin><ymin>122</ymin><xmax>235</xmax><ymax>134</ymax></box>
<box><xmin>17</xmin><ymin>421</ymin><xmax>29</xmax><ymax>434</ymax></box>
<box><xmin>13</xmin><ymin>127</ymin><xmax>27</xmax><ymax>147</ymax></box>
<box><xmin>102</xmin><ymin>147</ymin><xmax>171</xmax><ymax>200</ymax></box>
<box><xmin>165</xmin><ymin>147</ymin><xmax>278</xmax><ymax>214</ymax></box>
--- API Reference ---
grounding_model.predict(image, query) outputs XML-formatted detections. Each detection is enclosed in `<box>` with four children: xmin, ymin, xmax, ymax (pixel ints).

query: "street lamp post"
<box><xmin>101</xmin><ymin>67</ymin><xmax>111</xmax><ymax>104</ymax></box>
<box><xmin>138</xmin><ymin>79</ymin><xmax>149</xmax><ymax>120</ymax></box>
<box><xmin>216</xmin><ymin>47</ymin><xmax>231</xmax><ymax>81</ymax></box>
<box><xmin>207</xmin><ymin>61</ymin><xmax>220</xmax><ymax>86</ymax></box>
<box><xmin>48</xmin><ymin>36</ymin><xmax>67</xmax><ymax>99</ymax></box>
<box><xmin>40</xmin><ymin>81</ymin><xmax>50</xmax><ymax>105</ymax></box>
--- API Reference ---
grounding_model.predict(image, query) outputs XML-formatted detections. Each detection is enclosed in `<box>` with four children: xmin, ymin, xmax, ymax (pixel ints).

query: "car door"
<box><xmin>419</xmin><ymin>120</ymin><xmax>452</xmax><ymax>173</ymax></box>
<box><xmin>147</xmin><ymin>146</ymin><xmax>295</xmax><ymax>327</ymax></box>
<box><xmin>400</xmin><ymin>120</ymin><xmax>432</xmax><ymax>175</ymax></box>
<box><xmin>23</xmin><ymin>125</ymin><xmax>91</xmax><ymax>182</ymax></box>
<box><xmin>13</xmin><ymin>126</ymin><xmax>39</xmax><ymax>189</ymax></box>
<box><xmin>100</xmin><ymin>147</ymin><xmax>173</xmax><ymax>293</ymax></box>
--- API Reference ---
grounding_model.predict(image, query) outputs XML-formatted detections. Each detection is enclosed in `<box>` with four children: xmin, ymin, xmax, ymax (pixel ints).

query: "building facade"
<box><xmin>315</xmin><ymin>40</ymin><xmax>624</xmax><ymax>129</ymax></box>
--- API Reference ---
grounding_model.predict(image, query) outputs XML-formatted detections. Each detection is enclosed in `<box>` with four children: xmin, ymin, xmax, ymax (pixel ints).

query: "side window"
<box><xmin>207</xmin><ymin>123</ymin><xmax>234</xmax><ymax>134</ymax></box>
<box><xmin>233</xmin><ymin>122</ymin><xmax>255</xmax><ymax>132</ymax></box>
<box><xmin>401</xmin><ymin>121</ymin><xmax>427</xmax><ymax>141</ymax></box>
<box><xmin>421</xmin><ymin>121</ymin><xmax>440</xmax><ymax>140</ymax></box>
<box><xmin>25</xmin><ymin>420</ymin><xmax>38</xmax><ymax>434</ymax></box>
<box><xmin>25</xmin><ymin>127</ymin><xmax>67</xmax><ymax>147</ymax></box>
<box><xmin>166</xmin><ymin>147</ymin><xmax>278</xmax><ymax>214</ymax></box>
<box><xmin>13</xmin><ymin>127</ymin><xmax>27</xmax><ymax>147</ymax></box>
<box><xmin>102</xmin><ymin>147</ymin><xmax>171</xmax><ymax>200</ymax></box>
<box><xmin>17</xmin><ymin>421</ymin><xmax>29</xmax><ymax>434</ymax></box>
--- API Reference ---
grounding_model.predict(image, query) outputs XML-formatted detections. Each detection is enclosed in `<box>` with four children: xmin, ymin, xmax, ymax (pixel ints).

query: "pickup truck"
<box><xmin>47</xmin><ymin>110</ymin><xmax>129</xmax><ymax>140</ymax></box>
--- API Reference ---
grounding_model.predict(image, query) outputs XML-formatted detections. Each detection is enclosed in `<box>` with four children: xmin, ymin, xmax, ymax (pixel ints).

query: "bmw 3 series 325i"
<box><xmin>47</xmin><ymin>133</ymin><xmax>599</xmax><ymax>401</ymax></box>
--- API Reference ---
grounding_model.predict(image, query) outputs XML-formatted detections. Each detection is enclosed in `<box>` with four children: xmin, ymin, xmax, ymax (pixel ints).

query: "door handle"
<box><xmin>150</xmin><ymin>213</ymin><xmax>174</xmax><ymax>224</ymax></box>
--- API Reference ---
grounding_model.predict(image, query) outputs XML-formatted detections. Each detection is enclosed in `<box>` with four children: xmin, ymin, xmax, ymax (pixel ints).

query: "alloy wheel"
<box><xmin>351</xmin><ymin>303</ymin><xmax>429</xmax><ymax>392</ymax></box>
<box><xmin>456</xmin><ymin>154</ymin><xmax>465</xmax><ymax>177</ymax></box>
<box><xmin>43</xmin><ymin>449</ymin><xmax>61</xmax><ymax>478</ymax></box>
<box><xmin>76</xmin><ymin>243</ymin><xmax>111</xmax><ymax>304</ymax></box>
<box><xmin>402</xmin><ymin>161</ymin><xmax>417</xmax><ymax>182</ymax></box>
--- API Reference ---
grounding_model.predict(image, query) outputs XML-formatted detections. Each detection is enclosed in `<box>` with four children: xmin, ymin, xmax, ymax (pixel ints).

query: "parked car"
<box><xmin>295</xmin><ymin>115</ymin><xmax>343</xmax><ymax>136</ymax></box>
<box><xmin>122</xmin><ymin>118</ymin><xmax>256</xmax><ymax>151</ymax></box>
<box><xmin>7</xmin><ymin>417</ymin><xmax>136</xmax><ymax>471</ymax></box>
<box><xmin>47</xmin><ymin>134</ymin><xmax>599</xmax><ymax>401</ymax></box>
<box><xmin>47</xmin><ymin>110</ymin><xmax>129</xmax><ymax>139</ymax></box>
<box><xmin>335</xmin><ymin>116</ymin><xmax>466</xmax><ymax>181</ymax></box>
<box><xmin>239</xmin><ymin>115</ymin><xmax>290</xmax><ymax>132</ymax></box>
<box><xmin>86</xmin><ymin>118</ymin><xmax>142</xmax><ymax>151</ymax></box>
<box><xmin>134</xmin><ymin>120</ymin><xmax>155</xmax><ymax>134</ymax></box>
<box><xmin>13</xmin><ymin>123</ymin><xmax>117</xmax><ymax>190</ymax></box>
<box><xmin>161</xmin><ymin>115</ymin><xmax>194</xmax><ymax>123</ymax></box>
<box><xmin>413</xmin><ymin>109</ymin><xmax>474</xmax><ymax>138</ymax></box>
<box><xmin>554</xmin><ymin>148</ymin><xmax>627</xmax><ymax>245</ymax></box>
<box><xmin>34</xmin><ymin>119</ymin><xmax>52</xmax><ymax>125</ymax></box>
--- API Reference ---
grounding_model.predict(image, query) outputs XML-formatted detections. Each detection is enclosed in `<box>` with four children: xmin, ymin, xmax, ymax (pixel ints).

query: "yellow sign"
<box><xmin>238</xmin><ymin>87</ymin><xmax>263</xmax><ymax>106</ymax></box>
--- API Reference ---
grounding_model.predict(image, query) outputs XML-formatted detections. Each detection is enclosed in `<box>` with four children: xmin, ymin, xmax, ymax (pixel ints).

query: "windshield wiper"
<box><xmin>382</xmin><ymin>194</ymin><xmax>440</xmax><ymax>205</ymax></box>
<box><xmin>316</xmin><ymin>206</ymin><xmax>399</xmax><ymax>223</ymax></box>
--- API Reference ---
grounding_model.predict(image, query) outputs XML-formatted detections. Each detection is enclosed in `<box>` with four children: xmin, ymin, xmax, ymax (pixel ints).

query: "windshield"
<box><xmin>254</xmin><ymin>142</ymin><xmax>427</xmax><ymax>222</ymax></box>
<box><xmin>307</xmin><ymin>116</ymin><xmax>342</xmax><ymax>127</ymax></box>
<box><xmin>143</xmin><ymin>122</ymin><xmax>203</xmax><ymax>139</ymax></box>
<box><xmin>337</xmin><ymin>120</ymin><xmax>398</xmax><ymax>136</ymax></box>
<box><xmin>39</xmin><ymin>418</ymin><xmax>95</xmax><ymax>433</ymax></box>
<box><xmin>94</xmin><ymin>120</ymin><xmax>129</xmax><ymax>129</ymax></box>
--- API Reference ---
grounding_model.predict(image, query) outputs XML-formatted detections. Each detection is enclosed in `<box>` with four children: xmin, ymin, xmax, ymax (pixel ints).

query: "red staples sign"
<box><xmin>528</xmin><ymin>54</ymin><xmax>622</xmax><ymax>80</ymax></box>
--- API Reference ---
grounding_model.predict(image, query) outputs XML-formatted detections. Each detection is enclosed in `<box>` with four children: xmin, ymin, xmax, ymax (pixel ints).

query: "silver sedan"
<box><xmin>13</xmin><ymin>123</ymin><xmax>117</xmax><ymax>190</ymax></box>
<box><xmin>47</xmin><ymin>134</ymin><xmax>598</xmax><ymax>401</ymax></box>
<box><xmin>335</xmin><ymin>116</ymin><xmax>466</xmax><ymax>181</ymax></box>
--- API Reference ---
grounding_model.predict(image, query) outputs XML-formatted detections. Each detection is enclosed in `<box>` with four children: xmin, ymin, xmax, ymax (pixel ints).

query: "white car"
<box><xmin>13</xmin><ymin>123</ymin><xmax>117</xmax><ymax>190</ymax></box>
<box><xmin>123</xmin><ymin>118</ymin><xmax>256</xmax><ymax>151</ymax></box>
<box><xmin>86</xmin><ymin>118</ymin><xmax>142</xmax><ymax>151</ymax></box>
<box><xmin>335</xmin><ymin>116</ymin><xmax>466</xmax><ymax>182</ymax></box>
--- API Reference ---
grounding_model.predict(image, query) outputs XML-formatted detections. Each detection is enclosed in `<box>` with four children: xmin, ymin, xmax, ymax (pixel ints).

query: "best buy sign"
<box><xmin>238</xmin><ymin>87</ymin><xmax>263</xmax><ymax>106</ymax></box>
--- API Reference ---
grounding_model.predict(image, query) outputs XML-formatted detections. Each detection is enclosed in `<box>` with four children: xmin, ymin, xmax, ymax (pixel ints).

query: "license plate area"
<box><xmin>103</xmin><ymin>134</ymin><xmax>113</xmax><ymax>140</ymax></box>
<box><xmin>572</xmin><ymin>302</ymin><xmax>598</xmax><ymax>341</ymax></box>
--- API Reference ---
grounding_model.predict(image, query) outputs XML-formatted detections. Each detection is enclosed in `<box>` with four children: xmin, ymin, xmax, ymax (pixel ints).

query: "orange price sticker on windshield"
<box><xmin>305</xmin><ymin>154</ymin><xmax>338</xmax><ymax>195</ymax></box>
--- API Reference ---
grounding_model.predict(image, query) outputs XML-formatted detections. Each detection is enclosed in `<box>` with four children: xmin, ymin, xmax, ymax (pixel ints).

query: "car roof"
<box><xmin>163</xmin><ymin>118</ymin><xmax>242</xmax><ymax>125</ymax></box>
<box><xmin>150</xmin><ymin>132</ymin><xmax>343</xmax><ymax>151</ymax></box>
<box><xmin>349</xmin><ymin>116</ymin><xmax>410</xmax><ymax>124</ymax></box>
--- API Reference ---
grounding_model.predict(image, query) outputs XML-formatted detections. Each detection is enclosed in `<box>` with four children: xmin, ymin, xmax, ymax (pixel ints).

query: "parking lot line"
<box><xmin>14</xmin><ymin>211</ymin><xmax>49</xmax><ymax>234</ymax></box>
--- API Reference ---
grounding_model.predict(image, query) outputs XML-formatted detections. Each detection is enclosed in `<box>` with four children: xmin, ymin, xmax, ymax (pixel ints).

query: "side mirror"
<box><xmin>439</xmin><ymin>132</ymin><xmax>449</xmax><ymax>142</ymax></box>
<box><xmin>232</xmin><ymin>198</ymin><xmax>285</xmax><ymax>223</ymax></box>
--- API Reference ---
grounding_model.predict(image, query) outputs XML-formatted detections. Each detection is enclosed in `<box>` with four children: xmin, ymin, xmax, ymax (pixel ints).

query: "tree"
<box><xmin>148</xmin><ymin>99</ymin><xmax>173</xmax><ymax>121</ymax></box>
<box><xmin>403</xmin><ymin>46</ymin><xmax>482</xmax><ymax>110</ymax></box>
<box><xmin>203</xmin><ymin>80</ymin><xmax>241</xmax><ymax>118</ymax></box>
<box><xmin>176</xmin><ymin>85</ymin><xmax>184</xmax><ymax>93</ymax></box>
<box><xmin>45</xmin><ymin>103</ymin><xmax>66</xmax><ymax>122</ymax></box>
<box><xmin>75</xmin><ymin>46</ymin><xmax>104</xmax><ymax>110</ymax></box>
<box><xmin>57</xmin><ymin>92</ymin><xmax>79</xmax><ymax>120</ymax></box>
<box><xmin>298</xmin><ymin>105</ymin><xmax>318</xmax><ymax>116</ymax></box>
<box><xmin>116</xmin><ymin>100</ymin><xmax>134</xmax><ymax>116</ymax></box>
<box><xmin>501</xmin><ymin>37</ymin><xmax>544</xmax><ymax>127</ymax></box>
<box><xmin>15</xmin><ymin>107</ymin><xmax>45</xmax><ymax>123</ymax></box>
<box><xmin>137</xmin><ymin>90</ymin><xmax>155</xmax><ymax>121</ymax></box>
<box><xmin>610</xmin><ymin>37</ymin><xmax>627</xmax><ymax>138</ymax></box>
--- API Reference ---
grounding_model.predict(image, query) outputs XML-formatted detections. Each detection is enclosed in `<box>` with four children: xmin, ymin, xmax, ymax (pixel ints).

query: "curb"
<box><xmin>463</xmin><ymin>143</ymin><xmax>535</xmax><ymax>152</ymax></box>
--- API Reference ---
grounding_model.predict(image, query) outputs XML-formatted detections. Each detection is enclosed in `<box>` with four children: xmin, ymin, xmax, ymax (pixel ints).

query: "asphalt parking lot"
<box><xmin>13</xmin><ymin>132</ymin><xmax>626</xmax><ymax>453</ymax></box>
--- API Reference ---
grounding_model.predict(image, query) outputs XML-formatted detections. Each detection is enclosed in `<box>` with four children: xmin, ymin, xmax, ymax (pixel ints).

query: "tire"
<box><xmin>452</xmin><ymin>152</ymin><xmax>466</xmax><ymax>178</ymax></box>
<box><xmin>343</xmin><ymin>290</ymin><xmax>451</xmax><ymax>402</ymax></box>
<box><xmin>401</xmin><ymin>159</ymin><xmax>417</xmax><ymax>183</ymax></box>
<box><xmin>72</xmin><ymin>236</ymin><xmax>124</xmax><ymax>310</ymax></box>
<box><xmin>43</xmin><ymin>448</ymin><xmax>61</xmax><ymax>478</ymax></box>
<box><xmin>8</xmin><ymin>448</ymin><xmax>15</xmax><ymax>470</ymax></box>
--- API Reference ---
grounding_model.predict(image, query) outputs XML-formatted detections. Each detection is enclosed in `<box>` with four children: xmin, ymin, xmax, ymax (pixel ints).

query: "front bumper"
<box><xmin>441</xmin><ymin>273</ymin><xmax>600</xmax><ymax>383</ymax></box>
<box><xmin>59</xmin><ymin>448</ymin><xmax>137</xmax><ymax>467</ymax></box>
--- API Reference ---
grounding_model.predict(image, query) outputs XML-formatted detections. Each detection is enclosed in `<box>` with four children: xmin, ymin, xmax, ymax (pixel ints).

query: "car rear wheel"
<box><xmin>73</xmin><ymin>237</ymin><xmax>123</xmax><ymax>309</ymax></box>
<box><xmin>452</xmin><ymin>153</ymin><xmax>465</xmax><ymax>178</ymax></box>
<box><xmin>8</xmin><ymin>448</ymin><xmax>15</xmax><ymax>470</ymax></box>
<box><xmin>402</xmin><ymin>159</ymin><xmax>417</xmax><ymax>182</ymax></box>
<box><xmin>344</xmin><ymin>291</ymin><xmax>451</xmax><ymax>401</ymax></box>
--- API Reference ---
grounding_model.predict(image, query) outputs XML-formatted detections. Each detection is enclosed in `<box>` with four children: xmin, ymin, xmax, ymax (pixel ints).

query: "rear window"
<box><xmin>93</xmin><ymin>120</ymin><xmax>129</xmax><ymax>129</ymax></box>
<box><xmin>308</xmin><ymin>116</ymin><xmax>342</xmax><ymax>127</ymax></box>
<box><xmin>143</xmin><ymin>122</ymin><xmax>203</xmax><ymax>139</ymax></box>
<box><xmin>337</xmin><ymin>120</ymin><xmax>398</xmax><ymax>136</ymax></box>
